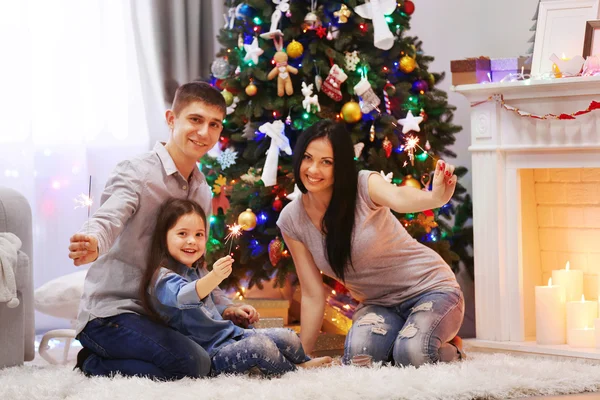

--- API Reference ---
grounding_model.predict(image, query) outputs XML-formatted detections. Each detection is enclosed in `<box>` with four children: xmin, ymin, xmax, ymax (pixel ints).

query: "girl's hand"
<box><xmin>212</xmin><ymin>255</ymin><xmax>234</xmax><ymax>281</ymax></box>
<box><xmin>431</xmin><ymin>159</ymin><xmax>457</xmax><ymax>207</ymax></box>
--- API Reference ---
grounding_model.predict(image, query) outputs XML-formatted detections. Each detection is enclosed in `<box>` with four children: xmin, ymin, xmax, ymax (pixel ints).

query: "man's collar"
<box><xmin>153</xmin><ymin>142</ymin><xmax>205</xmax><ymax>184</ymax></box>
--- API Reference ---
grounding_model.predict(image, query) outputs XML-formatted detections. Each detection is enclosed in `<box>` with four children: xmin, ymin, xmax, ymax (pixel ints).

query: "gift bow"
<box><xmin>258</xmin><ymin>120</ymin><xmax>292</xmax><ymax>187</ymax></box>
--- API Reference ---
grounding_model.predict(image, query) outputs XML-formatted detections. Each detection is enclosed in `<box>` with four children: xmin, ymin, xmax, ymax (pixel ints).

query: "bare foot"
<box><xmin>298</xmin><ymin>356</ymin><xmax>333</xmax><ymax>369</ymax></box>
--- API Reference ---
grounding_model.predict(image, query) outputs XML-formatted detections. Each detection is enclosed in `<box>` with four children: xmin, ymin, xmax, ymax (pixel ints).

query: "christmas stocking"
<box><xmin>322</xmin><ymin>64</ymin><xmax>348</xmax><ymax>101</ymax></box>
<box><xmin>354</xmin><ymin>76</ymin><xmax>380</xmax><ymax>113</ymax></box>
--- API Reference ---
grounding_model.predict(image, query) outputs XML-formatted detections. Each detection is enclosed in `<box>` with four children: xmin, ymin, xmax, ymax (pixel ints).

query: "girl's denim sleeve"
<box><xmin>153</xmin><ymin>269</ymin><xmax>204</xmax><ymax>309</ymax></box>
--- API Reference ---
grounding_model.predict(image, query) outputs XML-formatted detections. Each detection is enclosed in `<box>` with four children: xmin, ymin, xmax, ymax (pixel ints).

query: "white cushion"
<box><xmin>34</xmin><ymin>269</ymin><xmax>87</xmax><ymax>320</ymax></box>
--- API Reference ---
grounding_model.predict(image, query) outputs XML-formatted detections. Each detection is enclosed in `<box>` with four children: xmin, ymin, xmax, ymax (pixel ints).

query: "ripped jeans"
<box><xmin>211</xmin><ymin>328</ymin><xmax>310</xmax><ymax>376</ymax></box>
<box><xmin>342</xmin><ymin>288</ymin><xmax>464</xmax><ymax>367</ymax></box>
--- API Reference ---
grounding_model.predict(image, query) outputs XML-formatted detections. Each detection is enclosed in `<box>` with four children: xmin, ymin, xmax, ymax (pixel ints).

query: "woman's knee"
<box><xmin>392</xmin><ymin>329</ymin><xmax>438</xmax><ymax>367</ymax></box>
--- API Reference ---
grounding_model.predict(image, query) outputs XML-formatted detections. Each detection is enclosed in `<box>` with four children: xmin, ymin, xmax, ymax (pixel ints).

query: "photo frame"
<box><xmin>583</xmin><ymin>20</ymin><xmax>600</xmax><ymax>56</ymax></box>
<box><xmin>531</xmin><ymin>0</ymin><xmax>600</xmax><ymax>76</ymax></box>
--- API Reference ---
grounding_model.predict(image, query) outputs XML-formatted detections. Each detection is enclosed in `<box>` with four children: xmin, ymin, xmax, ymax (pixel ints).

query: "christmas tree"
<box><xmin>202</xmin><ymin>0</ymin><xmax>473</xmax><ymax>296</ymax></box>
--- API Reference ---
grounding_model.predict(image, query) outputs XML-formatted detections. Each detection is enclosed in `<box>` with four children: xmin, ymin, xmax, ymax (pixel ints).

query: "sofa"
<box><xmin>0</xmin><ymin>187</ymin><xmax>35</xmax><ymax>368</ymax></box>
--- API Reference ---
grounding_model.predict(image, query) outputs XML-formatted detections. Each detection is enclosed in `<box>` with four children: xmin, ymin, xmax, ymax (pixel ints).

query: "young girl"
<box><xmin>140</xmin><ymin>198</ymin><xmax>332</xmax><ymax>376</ymax></box>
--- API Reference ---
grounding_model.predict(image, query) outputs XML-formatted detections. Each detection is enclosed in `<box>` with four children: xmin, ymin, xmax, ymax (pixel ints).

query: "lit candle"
<box><xmin>535</xmin><ymin>278</ymin><xmax>566</xmax><ymax>345</ymax></box>
<box><xmin>567</xmin><ymin>294</ymin><xmax>598</xmax><ymax>347</ymax></box>
<box><xmin>552</xmin><ymin>261</ymin><xmax>583</xmax><ymax>302</ymax></box>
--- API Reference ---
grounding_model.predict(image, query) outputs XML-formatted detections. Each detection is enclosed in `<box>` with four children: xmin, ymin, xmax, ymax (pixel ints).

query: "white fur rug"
<box><xmin>2</xmin><ymin>353</ymin><xmax>600</xmax><ymax>400</ymax></box>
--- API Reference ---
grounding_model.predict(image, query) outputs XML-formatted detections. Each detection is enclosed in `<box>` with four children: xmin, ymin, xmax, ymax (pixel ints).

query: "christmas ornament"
<box><xmin>326</xmin><ymin>25</ymin><xmax>340</xmax><ymax>40</ymax></box>
<box><xmin>425</xmin><ymin>140</ymin><xmax>431</xmax><ymax>150</ymax></box>
<box><xmin>382</xmin><ymin>137</ymin><xmax>392</xmax><ymax>158</ymax></box>
<box><xmin>272</xmin><ymin>196</ymin><xmax>283</xmax><ymax>212</ymax></box>
<box><xmin>403</xmin><ymin>0</ymin><xmax>415</xmax><ymax>15</ymax></box>
<box><xmin>221</xmin><ymin>89</ymin><xmax>234</xmax><ymax>106</ymax></box>
<box><xmin>420</xmin><ymin>172</ymin><xmax>432</xmax><ymax>189</ymax></box>
<box><xmin>268</xmin><ymin>51</ymin><xmax>298</xmax><ymax>97</ymax></box>
<box><xmin>354</xmin><ymin>76</ymin><xmax>380</xmax><ymax>113</ymax></box>
<box><xmin>212</xmin><ymin>192</ymin><xmax>230</xmax><ymax>215</ymax></box>
<box><xmin>397</xmin><ymin>110</ymin><xmax>423</xmax><ymax>134</ymax></box>
<box><xmin>383</xmin><ymin>81</ymin><xmax>394</xmax><ymax>114</ymax></box>
<box><xmin>399</xmin><ymin>55</ymin><xmax>417</xmax><ymax>73</ymax></box>
<box><xmin>286</xmin><ymin>40</ymin><xmax>304</xmax><ymax>59</ymax></box>
<box><xmin>238</xmin><ymin>208</ymin><xmax>257</xmax><ymax>231</ymax></box>
<box><xmin>401</xmin><ymin>175</ymin><xmax>421</xmax><ymax>189</ymax></box>
<box><xmin>286</xmin><ymin>184</ymin><xmax>302</xmax><ymax>201</ymax></box>
<box><xmin>301</xmin><ymin>82</ymin><xmax>321</xmax><ymax>113</ymax></box>
<box><xmin>304</xmin><ymin>11</ymin><xmax>319</xmax><ymax>30</ymax></box>
<box><xmin>260</xmin><ymin>0</ymin><xmax>290</xmax><ymax>39</ymax></box>
<box><xmin>258</xmin><ymin>120</ymin><xmax>292</xmax><ymax>187</ymax></box>
<box><xmin>345</xmin><ymin>51</ymin><xmax>360</xmax><ymax>72</ymax></box>
<box><xmin>322</xmin><ymin>64</ymin><xmax>348</xmax><ymax>101</ymax></box>
<box><xmin>420</xmin><ymin>109</ymin><xmax>428</xmax><ymax>122</ymax></box>
<box><xmin>217</xmin><ymin>148</ymin><xmax>238</xmax><ymax>169</ymax></box>
<box><xmin>223</xmin><ymin>6</ymin><xmax>237</xmax><ymax>30</ymax></box>
<box><xmin>334</xmin><ymin>4</ymin><xmax>352</xmax><ymax>23</ymax></box>
<box><xmin>341</xmin><ymin>101</ymin><xmax>362</xmax><ymax>123</ymax></box>
<box><xmin>268</xmin><ymin>237</ymin><xmax>285</xmax><ymax>266</ymax></box>
<box><xmin>245</xmin><ymin>81</ymin><xmax>258</xmax><ymax>96</ymax></box>
<box><xmin>243</xmin><ymin>37</ymin><xmax>264</xmax><ymax>65</ymax></box>
<box><xmin>380</xmin><ymin>170</ymin><xmax>393</xmax><ymax>183</ymax></box>
<box><xmin>241</xmin><ymin>167</ymin><xmax>262</xmax><ymax>184</ymax></box>
<box><xmin>354</xmin><ymin>0</ymin><xmax>397</xmax><ymax>50</ymax></box>
<box><xmin>212</xmin><ymin>175</ymin><xmax>227</xmax><ymax>195</ymax></box>
<box><xmin>226</xmin><ymin>96</ymin><xmax>239</xmax><ymax>115</ymax></box>
<box><xmin>411</xmin><ymin>79</ymin><xmax>429</xmax><ymax>93</ymax></box>
<box><xmin>369</xmin><ymin>124</ymin><xmax>375</xmax><ymax>141</ymax></box>
<box><xmin>353</xmin><ymin>142</ymin><xmax>365</xmax><ymax>158</ymax></box>
<box><xmin>416</xmin><ymin>212</ymin><xmax>437</xmax><ymax>232</ymax></box>
<box><xmin>211</xmin><ymin>58</ymin><xmax>230</xmax><ymax>79</ymax></box>
<box><xmin>316</xmin><ymin>26</ymin><xmax>327</xmax><ymax>38</ymax></box>
<box><xmin>315</xmin><ymin>67</ymin><xmax>323</xmax><ymax>91</ymax></box>
<box><xmin>242</xmin><ymin>122</ymin><xmax>259</xmax><ymax>140</ymax></box>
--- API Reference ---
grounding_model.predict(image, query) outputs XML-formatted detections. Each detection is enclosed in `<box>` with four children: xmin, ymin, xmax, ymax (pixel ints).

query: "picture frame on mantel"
<box><xmin>583</xmin><ymin>20</ymin><xmax>600</xmax><ymax>56</ymax></box>
<box><xmin>531</xmin><ymin>0</ymin><xmax>600</xmax><ymax>76</ymax></box>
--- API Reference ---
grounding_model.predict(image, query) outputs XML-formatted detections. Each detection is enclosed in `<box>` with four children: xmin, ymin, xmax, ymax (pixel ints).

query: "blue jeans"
<box><xmin>77</xmin><ymin>313</ymin><xmax>211</xmax><ymax>380</ymax></box>
<box><xmin>211</xmin><ymin>328</ymin><xmax>310</xmax><ymax>376</ymax></box>
<box><xmin>342</xmin><ymin>288</ymin><xmax>465</xmax><ymax>367</ymax></box>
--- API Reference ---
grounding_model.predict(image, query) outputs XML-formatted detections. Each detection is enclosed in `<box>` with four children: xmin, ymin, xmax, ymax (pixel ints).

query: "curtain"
<box><xmin>0</xmin><ymin>0</ymin><xmax>165</xmax><ymax>332</ymax></box>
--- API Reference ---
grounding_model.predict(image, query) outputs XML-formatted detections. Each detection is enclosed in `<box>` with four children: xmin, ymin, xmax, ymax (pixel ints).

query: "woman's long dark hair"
<box><xmin>139</xmin><ymin>198</ymin><xmax>207</xmax><ymax>324</ymax></box>
<box><xmin>292</xmin><ymin>119</ymin><xmax>358</xmax><ymax>282</ymax></box>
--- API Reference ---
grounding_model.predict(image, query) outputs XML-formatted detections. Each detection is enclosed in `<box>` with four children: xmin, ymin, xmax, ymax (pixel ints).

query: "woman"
<box><xmin>277</xmin><ymin>119</ymin><xmax>465</xmax><ymax>367</ymax></box>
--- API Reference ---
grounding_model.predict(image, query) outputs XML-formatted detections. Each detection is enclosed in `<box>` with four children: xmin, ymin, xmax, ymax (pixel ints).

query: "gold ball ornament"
<box><xmin>237</xmin><ymin>208</ymin><xmax>257</xmax><ymax>231</ymax></box>
<box><xmin>245</xmin><ymin>83</ymin><xmax>257</xmax><ymax>96</ymax></box>
<box><xmin>221</xmin><ymin>89</ymin><xmax>234</xmax><ymax>106</ymax></box>
<box><xmin>341</xmin><ymin>101</ymin><xmax>362</xmax><ymax>123</ymax></box>
<box><xmin>399</xmin><ymin>55</ymin><xmax>417</xmax><ymax>74</ymax></box>
<box><xmin>401</xmin><ymin>175</ymin><xmax>421</xmax><ymax>189</ymax></box>
<box><xmin>286</xmin><ymin>40</ymin><xmax>304</xmax><ymax>59</ymax></box>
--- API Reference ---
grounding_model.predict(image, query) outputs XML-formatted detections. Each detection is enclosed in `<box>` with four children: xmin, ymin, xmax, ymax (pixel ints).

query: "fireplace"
<box><xmin>454</xmin><ymin>76</ymin><xmax>600</xmax><ymax>359</ymax></box>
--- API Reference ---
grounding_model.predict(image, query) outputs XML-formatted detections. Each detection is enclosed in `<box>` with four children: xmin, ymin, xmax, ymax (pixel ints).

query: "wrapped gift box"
<box><xmin>450</xmin><ymin>57</ymin><xmax>491</xmax><ymax>85</ymax></box>
<box><xmin>233</xmin><ymin>298</ymin><xmax>290</xmax><ymax>324</ymax></box>
<box><xmin>490</xmin><ymin>57</ymin><xmax>530</xmax><ymax>82</ymax></box>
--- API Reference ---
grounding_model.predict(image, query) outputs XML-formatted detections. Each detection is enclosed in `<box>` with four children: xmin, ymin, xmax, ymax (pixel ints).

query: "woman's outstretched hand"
<box><xmin>430</xmin><ymin>159</ymin><xmax>457</xmax><ymax>207</ymax></box>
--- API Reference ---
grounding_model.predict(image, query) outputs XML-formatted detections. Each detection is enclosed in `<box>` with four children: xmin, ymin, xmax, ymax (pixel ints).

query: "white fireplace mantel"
<box><xmin>453</xmin><ymin>77</ymin><xmax>600</xmax><ymax>359</ymax></box>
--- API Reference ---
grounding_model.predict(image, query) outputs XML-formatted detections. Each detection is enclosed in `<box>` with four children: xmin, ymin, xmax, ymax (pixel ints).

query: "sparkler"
<box><xmin>74</xmin><ymin>176</ymin><xmax>93</xmax><ymax>232</ymax></box>
<box><xmin>224</xmin><ymin>223</ymin><xmax>244</xmax><ymax>254</ymax></box>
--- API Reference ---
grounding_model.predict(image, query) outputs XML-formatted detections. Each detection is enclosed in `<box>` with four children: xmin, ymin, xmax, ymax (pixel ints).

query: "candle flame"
<box><xmin>548</xmin><ymin>277</ymin><xmax>552</xmax><ymax>286</ymax></box>
<box><xmin>565</xmin><ymin>261</ymin><xmax>570</xmax><ymax>271</ymax></box>
<box><xmin>561</xmin><ymin>53</ymin><xmax>568</xmax><ymax>60</ymax></box>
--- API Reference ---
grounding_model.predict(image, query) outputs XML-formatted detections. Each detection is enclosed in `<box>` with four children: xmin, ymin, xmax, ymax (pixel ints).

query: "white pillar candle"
<box><xmin>584</xmin><ymin>273</ymin><xmax>599</xmax><ymax>300</ymax></box>
<box><xmin>552</xmin><ymin>261</ymin><xmax>584</xmax><ymax>302</ymax></box>
<box><xmin>595</xmin><ymin>319</ymin><xmax>600</xmax><ymax>349</ymax></box>
<box><xmin>567</xmin><ymin>294</ymin><xmax>598</xmax><ymax>346</ymax></box>
<box><xmin>568</xmin><ymin>327</ymin><xmax>595</xmax><ymax>348</ymax></box>
<box><xmin>535</xmin><ymin>278</ymin><xmax>566</xmax><ymax>345</ymax></box>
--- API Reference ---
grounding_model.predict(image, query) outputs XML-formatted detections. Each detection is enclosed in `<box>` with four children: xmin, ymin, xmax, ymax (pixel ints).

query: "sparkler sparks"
<box><xmin>225</xmin><ymin>223</ymin><xmax>244</xmax><ymax>254</ymax></box>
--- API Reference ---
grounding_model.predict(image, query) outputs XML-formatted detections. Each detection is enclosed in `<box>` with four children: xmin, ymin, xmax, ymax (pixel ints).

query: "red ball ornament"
<box><xmin>272</xmin><ymin>196</ymin><xmax>283</xmax><ymax>212</ymax></box>
<box><xmin>268</xmin><ymin>237</ymin><xmax>285</xmax><ymax>266</ymax></box>
<box><xmin>215</xmin><ymin>79</ymin><xmax>226</xmax><ymax>90</ymax></box>
<box><xmin>403</xmin><ymin>0</ymin><xmax>415</xmax><ymax>15</ymax></box>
